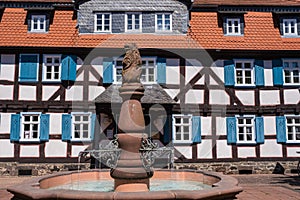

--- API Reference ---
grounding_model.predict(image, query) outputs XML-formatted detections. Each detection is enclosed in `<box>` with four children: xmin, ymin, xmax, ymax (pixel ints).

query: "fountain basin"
<box><xmin>8</xmin><ymin>169</ymin><xmax>242</xmax><ymax>200</ymax></box>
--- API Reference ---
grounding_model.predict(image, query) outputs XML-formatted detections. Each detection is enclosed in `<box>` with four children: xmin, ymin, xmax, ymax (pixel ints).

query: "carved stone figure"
<box><xmin>122</xmin><ymin>43</ymin><xmax>142</xmax><ymax>84</ymax></box>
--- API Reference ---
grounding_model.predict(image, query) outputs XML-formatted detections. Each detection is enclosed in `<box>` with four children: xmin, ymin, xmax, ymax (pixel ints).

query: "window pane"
<box><xmin>183</xmin><ymin>134</ymin><xmax>189</xmax><ymax>140</ymax></box>
<box><xmin>238</xmin><ymin>118</ymin><xmax>243</xmax><ymax>124</ymax></box>
<box><xmin>33</xmin><ymin>116</ymin><xmax>39</xmax><ymax>122</ymax></box>
<box><xmin>183</xmin><ymin>117</ymin><xmax>189</xmax><ymax>124</ymax></box>
<box><xmin>175</xmin><ymin>117</ymin><xmax>181</xmax><ymax>124</ymax></box>
<box><xmin>239</xmin><ymin>134</ymin><xmax>244</xmax><ymax>141</ymax></box>
<box><xmin>83</xmin><ymin>131</ymin><xmax>89</xmax><ymax>138</ymax></box>
<box><xmin>83</xmin><ymin>116</ymin><xmax>89</xmax><ymax>121</ymax></box>
<box><xmin>246</xmin><ymin>134</ymin><xmax>252</xmax><ymax>141</ymax></box>
<box><xmin>238</xmin><ymin>127</ymin><xmax>244</xmax><ymax>133</ymax></box>
<box><xmin>75</xmin><ymin>116</ymin><xmax>81</xmax><ymax>121</ymax></box>
<box><xmin>288</xmin><ymin>133</ymin><xmax>294</xmax><ymax>140</ymax></box>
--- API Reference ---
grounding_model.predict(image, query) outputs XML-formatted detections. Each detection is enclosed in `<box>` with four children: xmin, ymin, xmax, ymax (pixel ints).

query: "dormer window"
<box><xmin>31</xmin><ymin>15</ymin><xmax>46</xmax><ymax>32</ymax></box>
<box><xmin>155</xmin><ymin>13</ymin><xmax>172</xmax><ymax>32</ymax></box>
<box><xmin>283</xmin><ymin>18</ymin><xmax>298</xmax><ymax>36</ymax></box>
<box><xmin>226</xmin><ymin>18</ymin><xmax>241</xmax><ymax>35</ymax></box>
<box><xmin>125</xmin><ymin>13</ymin><xmax>142</xmax><ymax>32</ymax></box>
<box><xmin>95</xmin><ymin>13</ymin><xmax>111</xmax><ymax>33</ymax></box>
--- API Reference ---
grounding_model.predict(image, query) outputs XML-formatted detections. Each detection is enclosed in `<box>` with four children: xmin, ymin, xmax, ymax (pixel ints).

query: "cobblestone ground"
<box><xmin>0</xmin><ymin>174</ymin><xmax>300</xmax><ymax>200</ymax></box>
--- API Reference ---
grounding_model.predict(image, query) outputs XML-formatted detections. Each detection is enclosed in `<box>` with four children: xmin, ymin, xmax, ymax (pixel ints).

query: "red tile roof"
<box><xmin>193</xmin><ymin>0</ymin><xmax>300</xmax><ymax>6</ymax></box>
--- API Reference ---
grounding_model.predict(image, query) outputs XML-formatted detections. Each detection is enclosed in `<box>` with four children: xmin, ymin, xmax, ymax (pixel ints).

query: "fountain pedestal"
<box><xmin>110</xmin><ymin>83</ymin><xmax>153</xmax><ymax>192</ymax></box>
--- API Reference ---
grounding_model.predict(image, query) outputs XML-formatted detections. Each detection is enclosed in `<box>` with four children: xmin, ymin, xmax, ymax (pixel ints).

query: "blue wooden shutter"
<box><xmin>19</xmin><ymin>54</ymin><xmax>38</xmax><ymax>82</ymax></box>
<box><xmin>103</xmin><ymin>58</ymin><xmax>114</xmax><ymax>84</ymax></box>
<box><xmin>276</xmin><ymin>116</ymin><xmax>287</xmax><ymax>143</ymax></box>
<box><xmin>62</xmin><ymin>114</ymin><xmax>72</xmax><ymax>141</ymax></box>
<box><xmin>90</xmin><ymin>114</ymin><xmax>96</xmax><ymax>140</ymax></box>
<box><xmin>272</xmin><ymin>59</ymin><xmax>283</xmax><ymax>86</ymax></box>
<box><xmin>226</xmin><ymin>117</ymin><xmax>237</xmax><ymax>144</ymax></box>
<box><xmin>40</xmin><ymin>114</ymin><xmax>50</xmax><ymax>142</ymax></box>
<box><xmin>10</xmin><ymin>114</ymin><xmax>21</xmax><ymax>142</ymax></box>
<box><xmin>255</xmin><ymin>117</ymin><xmax>264</xmax><ymax>144</ymax></box>
<box><xmin>163</xmin><ymin>115</ymin><xmax>171</xmax><ymax>144</ymax></box>
<box><xmin>255</xmin><ymin>60</ymin><xmax>265</xmax><ymax>86</ymax></box>
<box><xmin>192</xmin><ymin>116</ymin><xmax>201</xmax><ymax>143</ymax></box>
<box><xmin>61</xmin><ymin>55</ymin><xmax>77</xmax><ymax>81</ymax></box>
<box><xmin>157</xmin><ymin>57</ymin><xmax>166</xmax><ymax>84</ymax></box>
<box><xmin>224</xmin><ymin>60</ymin><xmax>235</xmax><ymax>86</ymax></box>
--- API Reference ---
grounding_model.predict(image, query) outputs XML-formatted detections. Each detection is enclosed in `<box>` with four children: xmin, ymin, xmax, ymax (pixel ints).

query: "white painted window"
<box><xmin>43</xmin><ymin>55</ymin><xmax>61</xmax><ymax>82</ymax></box>
<box><xmin>283</xmin><ymin>59</ymin><xmax>300</xmax><ymax>85</ymax></box>
<box><xmin>226</xmin><ymin>18</ymin><xmax>241</xmax><ymax>35</ymax></box>
<box><xmin>31</xmin><ymin>15</ymin><xmax>46</xmax><ymax>32</ymax></box>
<box><xmin>20</xmin><ymin>113</ymin><xmax>40</xmax><ymax>142</ymax></box>
<box><xmin>286</xmin><ymin>116</ymin><xmax>300</xmax><ymax>143</ymax></box>
<box><xmin>114</xmin><ymin>57</ymin><xmax>156</xmax><ymax>84</ymax></box>
<box><xmin>172</xmin><ymin>114</ymin><xmax>192</xmax><ymax>143</ymax></box>
<box><xmin>95</xmin><ymin>13</ymin><xmax>111</xmax><ymax>32</ymax></box>
<box><xmin>125</xmin><ymin>13</ymin><xmax>142</xmax><ymax>32</ymax></box>
<box><xmin>283</xmin><ymin>19</ymin><xmax>298</xmax><ymax>36</ymax></box>
<box><xmin>72</xmin><ymin>112</ymin><xmax>92</xmax><ymax>141</ymax></box>
<box><xmin>235</xmin><ymin>60</ymin><xmax>254</xmax><ymax>86</ymax></box>
<box><xmin>155</xmin><ymin>13</ymin><xmax>172</xmax><ymax>32</ymax></box>
<box><xmin>236</xmin><ymin>116</ymin><xmax>256</xmax><ymax>144</ymax></box>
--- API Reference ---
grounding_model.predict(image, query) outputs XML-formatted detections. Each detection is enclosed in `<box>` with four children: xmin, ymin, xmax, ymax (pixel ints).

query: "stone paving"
<box><xmin>0</xmin><ymin>174</ymin><xmax>299</xmax><ymax>199</ymax></box>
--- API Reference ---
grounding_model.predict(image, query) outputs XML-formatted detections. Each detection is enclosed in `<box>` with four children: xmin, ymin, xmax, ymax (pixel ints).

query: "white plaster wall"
<box><xmin>71</xmin><ymin>145</ymin><xmax>89</xmax><ymax>157</ymax></box>
<box><xmin>216</xmin><ymin>140</ymin><xmax>232</xmax><ymax>158</ymax></box>
<box><xmin>0</xmin><ymin>54</ymin><xmax>15</xmax><ymax>81</ymax></box>
<box><xmin>209</xmin><ymin>90</ymin><xmax>230</xmax><ymax>105</ymax></box>
<box><xmin>42</xmin><ymin>86</ymin><xmax>60</xmax><ymax>101</ymax></box>
<box><xmin>264</xmin><ymin>61</ymin><xmax>273</xmax><ymax>87</ymax></box>
<box><xmin>89</xmin><ymin>86</ymin><xmax>105</xmax><ymax>101</ymax></box>
<box><xmin>284</xmin><ymin>89</ymin><xmax>300</xmax><ymax>104</ymax></box>
<box><xmin>197</xmin><ymin>140</ymin><xmax>213</xmax><ymax>159</ymax></box>
<box><xmin>175</xmin><ymin>146</ymin><xmax>192</xmax><ymax>159</ymax></box>
<box><xmin>164</xmin><ymin>89</ymin><xmax>179</xmax><ymax>100</ymax></box>
<box><xmin>20</xmin><ymin>145</ymin><xmax>39</xmax><ymax>157</ymax></box>
<box><xmin>0</xmin><ymin>113</ymin><xmax>12</xmax><ymax>134</ymax></box>
<box><xmin>287</xmin><ymin>147</ymin><xmax>300</xmax><ymax>157</ymax></box>
<box><xmin>49</xmin><ymin>113</ymin><xmax>62</xmax><ymax>135</ymax></box>
<box><xmin>0</xmin><ymin>140</ymin><xmax>14</xmax><ymax>157</ymax></box>
<box><xmin>166</xmin><ymin>59</ymin><xmax>179</xmax><ymax>85</ymax></box>
<box><xmin>0</xmin><ymin>85</ymin><xmax>13</xmax><ymax>100</ymax></box>
<box><xmin>264</xmin><ymin>117</ymin><xmax>276</xmax><ymax>136</ymax></box>
<box><xmin>76</xmin><ymin>58</ymin><xmax>84</xmax><ymax>82</ymax></box>
<box><xmin>91</xmin><ymin>57</ymin><xmax>103</xmax><ymax>81</ymax></box>
<box><xmin>45</xmin><ymin>140</ymin><xmax>67</xmax><ymax>157</ymax></box>
<box><xmin>65</xmin><ymin>85</ymin><xmax>83</xmax><ymax>101</ymax></box>
<box><xmin>185</xmin><ymin>66</ymin><xmax>204</xmax><ymax>85</ymax></box>
<box><xmin>19</xmin><ymin>86</ymin><xmax>36</xmax><ymax>101</ymax></box>
<box><xmin>210</xmin><ymin>61</ymin><xmax>224</xmax><ymax>86</ymax></box>
<box><xmin>235</xmin><ymin>91</ymin><xmax>255</xmax><ymax>105</ymax></box>
<box><xmin>185</xmin><ymin>89</ymin><xmax>204</xmax><ymax>104</ymax></box>
<box><xmin>216</xmin><ymin>117</ymin><xmax>226</xmax><ymax>136</ymax></box>
<box><xmin>237</xmin><ymin>147</ymin><xmax>256</xmax><ymax>158</ymax></box>
<box><xmin>260</xmin><ymin>90</ymin><xmax>280</xmax><ymax>105</ymax></box>
<box><xmin>260</xmin><ymin>140</ymin><xmax>282</xmax><ymax>157</ymax></box>
<box><xmin>201</xmin><ymin>117</ymin><xmax>211</xmax><ymax>136</ymax></box>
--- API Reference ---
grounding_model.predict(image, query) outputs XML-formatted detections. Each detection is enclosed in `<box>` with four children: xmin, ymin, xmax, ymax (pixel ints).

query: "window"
<box><xmin>43</xmin><ymin>55</ymin><xmax>61</xmax><ymax>82</ymax></box>
<box><xmin>31</xmin><ymin>15</ymin><xmax>46</xmax><ymax>32</ymax></box>
<box><xmin>95</xmin><ymin>13</ymin><xmax>111</xmax><ymax>32</ymax></box>
<box><xmin>125</xmin><ymin>13</ymin><xmax>142</xmax><ymax>32</ymax></box>
<box><xmin>283</xmin><ymin>60</ymin><xmax>300</xmax><ymax>85</ymax></box>
<box><xmin>72</xmin><ymin>113</ymin><xmax>93</xmax><ymax>141</ymax></box>
<box><xmin>114</xmin><ymin>57</ymin><xmax>156</xmax><ymax>84</ymax></box>
<box><xmin>156</xmin><ymin>13</ymin><xmax>172</xmax><ymax>32</ymax></box>
<box><xmin>10</xmin><ymin>113</ymin><xmax>50</xmax><ymax>142</ymax></box>
<box><xmin>283</xmin><ymin>19</ymin><xmax>298</xmax><ymax>36</ymax></box>
<box><xmin>226</xmin><ymin>18</ymin><xmax>241</xmax><ymax>35</ymax></box>
<box><xmin>172</xmin><ymin>114</ymin><xmax>192</xmax><ymax>143</ymax></box>
<box><xmin>235</xmin><ymin>60</ymin><xmax>254</xmax><ymax>86</ymax></box>
<box><xmin>286</xmin><ymin>116</ymin><xmax>300</xmax><ymax>143</ymax></box>
<box><xmin>227</xmin><ymin>116</ymin><xmax>264</xmax><ymax>145</ymax></box>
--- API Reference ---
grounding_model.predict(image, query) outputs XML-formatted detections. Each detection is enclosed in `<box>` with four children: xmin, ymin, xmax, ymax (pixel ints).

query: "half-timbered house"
<box><xmin>0</xmin><ymin>0</ymin><xmax>299</xmax><ymax>176</ymax></box>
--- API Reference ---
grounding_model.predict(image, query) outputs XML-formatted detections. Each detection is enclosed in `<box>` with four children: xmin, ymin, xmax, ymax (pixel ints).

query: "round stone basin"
<box><xmin>7</xmin><ymin>169</ymin><xmax>243</xmax><ymax>200</ymax></box>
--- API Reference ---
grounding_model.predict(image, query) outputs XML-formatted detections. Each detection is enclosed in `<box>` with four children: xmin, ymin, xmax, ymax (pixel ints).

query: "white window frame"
<box><xmin>31</xmin><ymin>15</ymin><xmax>46</xmax><ymax>32</ymax></box>
<box><xmin>236</xmin><ymin>115</ymin><xmax>256</xmax><ymax>144</ymax></box>
<box><xmin>283</xmin><ymin>18</ymin><xmax>298</xmax><ymax>36</ymax></box>
<box><xmin>234</xmin><ymin>59</ymin><xmax>255</xmax><ymax>86</ymax></box>
<box><xmin>282</xmin><ymin>59</ymin><xmax>300</xmax><ymax>85</ymax></box>
<box><xmin>43</xmin><ymin>54</ymin><xmax>61</xmax><ymax>82</ymax></box>
<box><xmin>172</xmin><ymin>114</ymin><xmax>192</xmax><ymax>143</ymax></box>
<box><xmin>155</xmin><ymin>13</ymin><xmax>172</xmax><ymax>32</ymax></box>
<box><xmin>71</xmin><ymin>112</ymin><xmax>92</xmax><ymax>141</ymax></box>
<box><xmin>226</xmin><ymin>18</ymin><xmax>241</xmax><ymax>36</ymax></box>
<box><xmin>20</xmin><ymin>112</ymin><xmax>41</xmax><ymax>142</ymax></box>
<box><xmin>114</xmin><ymin>57</ymin><xmax>157</xmax><ymax>84</ymax></box>
<box><xmin>125</xmin><ymin>13</ymin><xmax>142</xmax><ymax>32</ymax></box>
<box><xmin>286</xmin><ymin>115</ymin><xmax>300</xmax><ymax>143</ymax></box>
<box><xmin>94</xmin><ymin>13</ymin><xmax>112</xmax><ymax>33</ymax></box>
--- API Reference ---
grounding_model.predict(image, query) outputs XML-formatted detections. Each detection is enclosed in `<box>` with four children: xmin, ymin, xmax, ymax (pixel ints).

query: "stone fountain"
<box><xmin>7</xmin><ymin>44</ymin><xmax>243</xmax><ymax>200</ymax></box>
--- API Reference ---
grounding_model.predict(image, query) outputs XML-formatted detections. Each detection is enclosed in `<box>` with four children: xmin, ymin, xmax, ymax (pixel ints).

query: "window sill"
<box><xmin>236</xmin><ymin>141</ymin><xmax>257</xmax><ymax>146</ymax></box>
<box><xmin>19</xmin><ymin>139</ymin><xmax>41</xmax><ymax>143</ymax></box>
